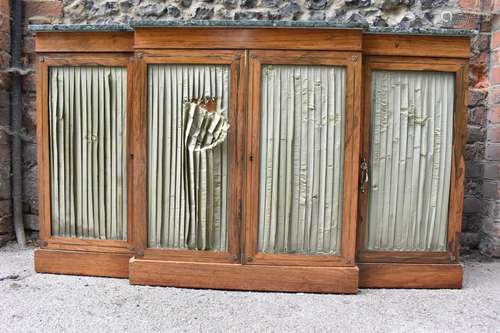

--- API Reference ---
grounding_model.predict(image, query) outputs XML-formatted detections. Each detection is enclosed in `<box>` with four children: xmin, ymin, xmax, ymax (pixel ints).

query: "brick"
<box><xmin>0</xmin><ymin>50</ymin><xmax>10</xmax><ymax>68</ymax></box>
<box><xmin>493</xmin><ymin>31</ymin><xmax>500</xmax><ymax>50</ymax></box>
<box><xmin>465</xmin><ymin>161</ymin><xmax>483</xmax><ymax>178</ymax></box>
<box><xmin>488</xmin><ymin>105</ymin><xmax>500</xmax><ymax>124</ymax></box>
<box><xmin>484</xmin><ymin>162</ymin><xmax>500</xmax><ymax>179</ymax></box>
<box><xmin>479</xmin><ymin>233</ymin><xmax>500</xmax><ymax>257</ymax></box>
<box><xmin>451</xmin><ymin>13</ymin><xmax>482</xmax><ymax>30</ymax></box>
<box><xmin>469</xmin><ymin>105</ymin><xmax>487</xmax><ymax>125</ymax></box>
<box><xmin>483</xmin><ymin>180</ymin><xmax>499</xmax><ymax>199</ymax></box>
<box><xmin>459</xmin><ymin>0</ymin><xmax>482</xmax><ymax>11</ymax></box>
<box><xmin>480</xmin><ymin>11</ymin><xmax>492</xmax><ymax>32</ymax></box>
<box><xmin>483</xmin><ymin>162</ymin><xmax>500</xmax><ymax>180</ymax></box>
<box><xmin>471</xmin><ymin>34</ymin><xmax>490</xmax><ymax>55</ymax></box>
<box><xmin>0</xmin><ymin>15</ymin><xmax>9</xmax><ymax>37</ymax></box>
<box><xmin>468</xmin><ymin>124</ymin><xmax>486</xmax><ymax>143</ymax></box>
<box><xmin>22</xmin><ymin>36</ymin><xmax>35</xmax><ymax>55</ymax></box>
<box><xmin>23</xmin><ymin>163</ymin><xmax>38</xmax><ymax>201</ymax></box>
<box><xmin>21</xmin><ymin>72</ymin><xmax>36</xmax><ymax>93</ymax></box>
<box><xmin>493</xmin><ymin>49</ymin><xmax>500</xmax><ymax>67</ymax></box>
<box><xmin>470</xmin><ymin>57</ymin><xmax>488</xmax><ymax>89</ymax></box>
<box><xmin>464</xmin><ymin>142</ymin><xmax>485</xmax><ymax>161</ymax></box>
<box><xmin>23</xmin><ymin>0</ymin><xmax>63</xmax><ymax>19</ymax></box>
<box><xmin>462</xmin><ymin>213</ymin><xmax>483</xmax><ymax>232</ymax></box>
<box><xmin>493</xmin><ymin>12</ymin><xmax>500</xmax><ymax>29</ymax></box>
<box><xmin>482</xmin><ymin>218</ymin><xmax>500</xmax><ymax>237</ymax></box>
<box><xmin>469</xmin><ymin>88</ymin><xmax>488</xmax><ymax>107</ymax></box>
<box><xmin>0</xmin><ymin>219</ymin><xmax>12</xmax><ymax>234</ymax></box>
<box><xmin>481</xmin><ymin>0</ymin><xmax>493</xmax><ymax>11</ymax></box>
<box><xmin>460</xmin><ymin>231</ymin><xmax>480</xmax><ymax>250</ymax></box>
<box><xmin>0</xmin><ymin>199</ymin><xmax>12</xmax><ymax>234</ymax></box>
<box><xmin>487</xmin><ymin>124</ymin><xmax>500</xmax><ymax>142</ymax></box>
<box><xmin>485</xmin><ymin>143</ymin><xmax>500</xmax><ymax>160</ymax></box>
<box><xmin>490</xmin><ymin>86</ymin><xmax>500</xmax><ymax>105</ymax></box>
<box><xmin>465</xmin><ymin>177</ymin><xmax>481</xmax><ymax>196</ymax></box>
<box><xmin>0</xmin><ymin>0</ymin><xmax>10</xmax><ymax>15</ymax></box>
<box><xmin>491</xmin><ymin>66</ymin><xmax>500</xmax><ymax>85</ymax></box>
<box><xmin>463</xmin><ymin>196</ymin><xmax>482</xmax><ymax>213</ymax></box>
<box><xmin>0</xmin><ymin>72</ymin><xmax>10</xmax><ymax>90</ymax></box>
<box><xmin>0</xmin><ymin>31</ymin><xmax>9</xmax><ymax>51</ymax></box>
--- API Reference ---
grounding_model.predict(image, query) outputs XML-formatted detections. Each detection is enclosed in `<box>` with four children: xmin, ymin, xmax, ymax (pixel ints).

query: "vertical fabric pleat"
<box><xmin>147</xmin><ymin>64</ymin><xmax>230</xmax><ymax>250</ymax></box>
<box><xmin>258</xmin><ymin>65</ymin><xmax>346</xmax><ymax>255</ymax></box>
<box><xmin>366</xmin><ymin>70</ymin><xmax>454</xmax><ymax>251</ymax></box>
<box><xmin>48</xmin><ymin>66</ymin><xmax>128</xmax><ymax>240</ymax></box>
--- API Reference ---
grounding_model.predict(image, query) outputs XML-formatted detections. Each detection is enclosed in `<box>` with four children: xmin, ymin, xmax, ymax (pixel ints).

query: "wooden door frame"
<box><xmin>243</xmin><ymin>50</ymin><xmax>363</xmax><ymax>267</ymax></box>
<box><xmin>130</xmin><ymin>49</ymin><xmax>246</xmax><ymax>264</ymax></box>
<box><xmin>37</xmin><ymin>53</ymin><xmax>134</xmax><ymax>250</ymax></box>
<box><xmin>357</xmin><ymin>56</ymin><xmax>468</xmax><ymax>264</ymax></box>
<box><xmin>35</xmin><ymin>53</ymin><xmax>134</xmax><ymax>277</ymax></box>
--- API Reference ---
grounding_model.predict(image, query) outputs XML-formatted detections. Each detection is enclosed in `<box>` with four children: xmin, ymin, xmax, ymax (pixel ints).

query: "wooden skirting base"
<box><xmin>358</xmin><ymin>263</ymin><xmax>464</xmax><ymax>289</ymax></box>
<box><xmin>129</xmin><ymin>258</ymin><xmax>359</xmax><ymax>293</ymax></box>
<box><xmin>35</xmin><ymin>249</ymin><xmax>131</xmax><ymax>278</ymax></box>
<box><xmin>34</xmin><ymin>251</ymin><xmax>464</xmax><ymax>291</ymax></box>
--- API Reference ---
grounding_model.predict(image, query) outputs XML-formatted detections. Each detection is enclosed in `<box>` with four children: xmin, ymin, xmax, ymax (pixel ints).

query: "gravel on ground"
<box><xmin>1</xmin><ymin>243</ymin><xmax>499</xmax><ymax>333</ymax></box>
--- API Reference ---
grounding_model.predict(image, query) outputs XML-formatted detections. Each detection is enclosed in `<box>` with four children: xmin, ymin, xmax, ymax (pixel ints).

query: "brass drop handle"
<box><xmin>360</xmin><ymin>158</ymin><xmax>369</xmax><ymax>193</ymax></box>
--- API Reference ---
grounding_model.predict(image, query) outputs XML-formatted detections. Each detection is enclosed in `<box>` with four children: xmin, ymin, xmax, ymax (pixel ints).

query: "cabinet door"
<box><xmin>133</xmin><ymin>50</ymin><xmax>244</xmax><ymax>263</ymax></box>
<box><xmin>357</xmin><ymin>57</ymin><xmax>467</xmax><ymax>263</ymax></box>
<box><xmin>244</xmin><ymin>51</ymin><xmax>362</xmax><ymax>266</ymax></box>
<box><xmin>38</xmin><ymin>54</ymin><xmax>131</xmax><ymax>252</ymax></box>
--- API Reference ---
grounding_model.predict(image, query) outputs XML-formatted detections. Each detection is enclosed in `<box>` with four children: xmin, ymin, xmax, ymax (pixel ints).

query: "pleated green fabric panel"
<box><xmin>147</xmin><ymin>64</ymin><xmax>230</xmax><ymax>250</ymax></box>
<box><xmin>258</xmin><ymin>65</ymin><xmax>346</xmax><ymax>255</ymax></box>
<box><xmin>49</xmin><ymin>66</ymin><xmax>128</xmax><ymax>240</ymax></box>
<box><xmin>366</xmin><ymin>70</ymin><xmax>454</xmax><ymax>252</ymax></box>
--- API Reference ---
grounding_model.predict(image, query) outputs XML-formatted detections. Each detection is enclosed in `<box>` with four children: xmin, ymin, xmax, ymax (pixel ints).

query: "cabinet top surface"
<box><xmin>29</xmin><ymin>20</ymin><xmax>475</xmax><ymax>37</ymax></box>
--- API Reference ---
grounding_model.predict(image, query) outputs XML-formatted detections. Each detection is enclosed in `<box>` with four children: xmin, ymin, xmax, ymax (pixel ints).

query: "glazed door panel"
<box><xmin>147</xmin><ymin>64</ymin><xmax>231</xmax><ymax>251</ymax></box>
<box><xmin>366</xmin><ymin>70</ymin><xmax>454</xmax><ymax>252</ymax></box>
<box><xmin>48</xmin><ymin>65</ymin><xmax>128</xmax><ymax>240</ymax></box>
<box><xmin>244</xmin><ymin>51</ymin><xmax>362</xmax><ymax>266</ymax></box>
<box><xmin>257</xmin><ymin>64</ymin><xmax>346</xmax><ymax>256</ymax></box>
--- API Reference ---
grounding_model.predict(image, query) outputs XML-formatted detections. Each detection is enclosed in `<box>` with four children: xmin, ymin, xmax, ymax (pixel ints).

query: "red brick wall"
<box><xmin>20</xmin><ymin>1</ymin><xmax>64</xmax><ymax>236</ymax></box>
<box><xmin>0</xmin><ymin>0</ymin><xmax>11</xmax><ymax>246</ymax></box>
<box><xmin>480</xmin><ymin>10</ymin><xmax>500</xmax><ymax>256</ymax></box>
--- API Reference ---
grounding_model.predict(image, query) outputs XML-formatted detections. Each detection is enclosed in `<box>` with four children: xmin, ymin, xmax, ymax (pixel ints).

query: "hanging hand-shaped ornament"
<box><xmin>183</xmin><ymin>97</ymin><xmax>230</xmax><ymax>250</ymax></box>
<box><xmin>184</xmin><ymin>97</ymin><xmax>230</xmax><ymax>152</ymax></box>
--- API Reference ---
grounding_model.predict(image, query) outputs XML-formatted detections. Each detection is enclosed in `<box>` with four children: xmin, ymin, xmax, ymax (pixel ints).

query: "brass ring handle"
<box><xmin>360</xmin><ymin>158</ymin><xmax>369</xmax><ymax>193</ymax></box>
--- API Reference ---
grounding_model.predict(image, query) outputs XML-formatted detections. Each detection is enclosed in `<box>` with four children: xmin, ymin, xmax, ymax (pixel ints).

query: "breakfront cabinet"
<box><xmin>34</xmin><ymin>25</ymin><xmax>469</xmax><ymax>293</ymax></box>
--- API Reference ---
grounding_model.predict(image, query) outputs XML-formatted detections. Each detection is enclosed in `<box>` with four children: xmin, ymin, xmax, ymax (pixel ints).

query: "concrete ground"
<box><xmin>0</xmin><ymin>243</ymin><xmax>499</xmax><ymax>333</ymax></box>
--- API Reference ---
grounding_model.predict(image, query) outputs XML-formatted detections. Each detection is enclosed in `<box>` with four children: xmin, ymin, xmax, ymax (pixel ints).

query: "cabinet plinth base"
<box><xmin>129</xmin><ymin>257</ymin><xmax>359</xmax><ymax>293</ymax></box>
<box><xmin>35</xmin><ymin>251</ymin><xmax>465</xmax><ymax>290</ymax></box>
<box><xmin>35</xmin><ymin>249</ymin><xmax>130</xmax><ymax>278</ymax></box>
<box><xmin>358</xmin><ymin>263</ymin><xmax>463</xmax><ymax>289</ymax></box>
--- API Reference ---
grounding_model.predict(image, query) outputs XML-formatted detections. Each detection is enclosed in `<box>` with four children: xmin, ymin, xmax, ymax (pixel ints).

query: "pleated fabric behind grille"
<box><xmin>258</xmin><ymin>65</ymin><xmax>346</xmax><ymax>255</ymax></box>
<box><xmin>366</xmin><ymin>70</ymin><xmax>454</xmax><ymax>251</ymax></box>
<box><xmin>147</xmin><ymin>64</ymin><xmax>230</xmax><ymax>250</ymax></box>
<box><xmin>49</xmin><ymin>66</ymin><xmax>128</xmax><ymax>239</ymax></box>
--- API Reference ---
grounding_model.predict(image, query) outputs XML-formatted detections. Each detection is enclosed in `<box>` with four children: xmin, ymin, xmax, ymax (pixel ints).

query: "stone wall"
<box><xmin>0</xmin><ymin>0</ymin><xmax>497</xmax><ymax>255</ymax></box>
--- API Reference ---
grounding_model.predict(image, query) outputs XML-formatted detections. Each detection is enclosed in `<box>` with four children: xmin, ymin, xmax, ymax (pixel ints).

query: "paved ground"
<box><xmin>0</xmin><ymin>243</ymin><xmax>499</xmax><ymax>333</ymax></box>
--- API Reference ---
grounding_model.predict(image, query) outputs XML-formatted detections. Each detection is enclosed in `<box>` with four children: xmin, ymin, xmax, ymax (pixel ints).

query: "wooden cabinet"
<box><xmin>34</xmin><ymin>26</ymin><xmax>469</xmax><ymax>292</ymax></box>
